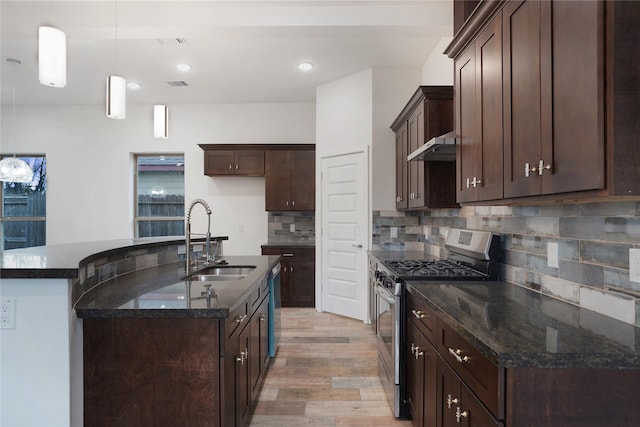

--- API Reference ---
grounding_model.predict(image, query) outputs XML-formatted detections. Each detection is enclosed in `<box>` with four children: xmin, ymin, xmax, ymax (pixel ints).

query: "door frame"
<box><xmin>315</xmin><ymin>145</ymin><xmax>371</xmax><ymax>318</ymax></box>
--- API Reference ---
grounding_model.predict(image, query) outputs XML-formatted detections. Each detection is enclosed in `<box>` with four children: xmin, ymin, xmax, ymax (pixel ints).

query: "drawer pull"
<box><xmin>448</xmin><ymin>347</ymin><xmax>471</xmax><ymax>363</ymax></box>
<box><xmin>282</xmin><ymin>253</ymin><xmax>294</xmax><ymax>257</ymax></box>
<box><xmin>411</xmin><ymin>309</ymin><xmax>426</xmax><ymax>319</ymax></box>
<box><xmin>233</xmin><ymin>314</ymin><xmax>247</xmax><ymax>324</ymax></box>
<box><xmin>447</xmin><ymin>394</ymin><xmax>459</xmax><ymax>409</ymax></box>
<box><xmin>456</xmin><ymin>407</ymin><xmax>468</xmax><ymax>423</ymax></box>
<box><xmin>260</xmin><ymin>314</ymin><xmax>266</xmax><ymax>322</ymax></box>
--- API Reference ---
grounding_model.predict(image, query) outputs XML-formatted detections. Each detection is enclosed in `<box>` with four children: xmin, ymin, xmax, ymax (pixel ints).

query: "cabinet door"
<box><xmin>437</xmin><ymin>356</ymin><xmax>461</xmax><ymax>427</ymax></box>
<box><xmin>290</xmin><ymin>150</ymin><xmax>315</xmax><ymax>210</ymax></box>
<box><xmin>235</xmin><ymin>150</ymin><xmax>265</xmax><ymax>176</ymax></box>
<box><xmin>456</xmin><ymin>11</ymin><xmax>503</xmax><ymax>203</ymax></box>
<box><xmin>475</xmin><ymin>15</ymin><xmax>504</xmax><ymax>201</ymax></box>
<box><xmin>395</xmin><ymin>125</ymin><xmax>408</xmax><ymax>209</ymax></box>
<box><xmin>236</xmin><ymin>326</ymin><xmax>251</xmax><ymax>427</ymax></box>
<box><xmin>265</xmin><ymin>151</ymin><xmax>292</xmax><ymax>210</ymax></box>
<box><xmin>249</xmin><ymin>296</ymin><xmax>269</xmax><ymax>404</ymax></box>
<box><xmin>223</xmin><ymin>326</ymin><xmax>251</xmax><ymax>427</ymax></box>
<box><xmin>406</xmin><ymin>319</ymin><xmax>425</xmax><ymax>426</ymax></box>
<box><xmin>542</xmin><ymin>0</ymin><xmax>604</xmax><ymax>194</ymax></box>
<box><xmin>455</xmin><ymin>42</ymin><xmax>480</xmax><ymax>203</ymax></box>
<box><xmin>407</xmin><ymin>318</ymin><xmax>437</xmax><ymax>427</ymax></box>
<box><xmin>503</xmin><ymin>0</ymin><xmax>544</xmax><ymax>198</ymax></box>
<box><xmin>288</xmin><ymin>260</ymin><xmax>315</xmax><ymax>307</ymax></box>
<box><xmin>205</xmin><ymin>150</ymin><xmax>236</xmax><ymax>175</ymax></box>
<box><xmin>408</xmin><ymin>103</ymin><xmax>425</xmax><ymax>208</ymax></box>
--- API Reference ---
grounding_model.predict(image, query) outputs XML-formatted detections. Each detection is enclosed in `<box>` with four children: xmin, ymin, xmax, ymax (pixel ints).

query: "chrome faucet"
<box><xmin>185</xmin><ymin>198</ymin><xmax>213</xmax><ymax>274</ymax></box>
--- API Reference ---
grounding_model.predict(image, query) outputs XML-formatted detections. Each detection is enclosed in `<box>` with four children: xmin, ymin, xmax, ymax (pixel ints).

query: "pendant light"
<box><xmin>38</xmin><ymin>26</ymin><xmax>67</xmax><ymax>87</ymax></box>
<box><xmin>154</xmin><ymin>105</ymin><xmax>169</xmax><ymax>139</ymax></box>
<box><xmin>106</xmin><ymin>0</ymin><xmax>126</xmax><ymax>119</ymax></box>
<box><xmin>38</xmin><ymin>1</ymin><xmax>66</xmax><ymax>87</ymax></box>
<box><xmin>0</xmin><ymin>59</ymin><xmax>34</xmax><ymax>183</ymax></box>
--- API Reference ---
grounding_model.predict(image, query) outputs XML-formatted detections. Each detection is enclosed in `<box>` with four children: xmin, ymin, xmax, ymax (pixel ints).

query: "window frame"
<box><xmin>0</xmin><ymin>154</ymin><xmax>47</xmax><ymax>250</ymax></box>
<box><xmin>133</xmin><ymin>153</ymin><xmax>185</xmax><ymax>238</ymax></box>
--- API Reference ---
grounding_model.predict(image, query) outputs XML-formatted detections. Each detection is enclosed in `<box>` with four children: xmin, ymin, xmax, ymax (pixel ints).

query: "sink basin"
<box><xmin>185</xmin><ymin>265</ymin><xmax>256</xmax><ymax>282</ymax></box>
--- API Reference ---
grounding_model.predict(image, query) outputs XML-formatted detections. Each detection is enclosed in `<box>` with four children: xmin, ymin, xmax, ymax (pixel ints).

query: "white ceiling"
<box><xmin>0</xmin><ymin>0</ymin><xmax>453</xmax><ymax>105</ymax></box>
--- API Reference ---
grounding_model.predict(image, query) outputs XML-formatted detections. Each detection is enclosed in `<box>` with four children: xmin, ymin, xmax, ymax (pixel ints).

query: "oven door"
<box><xmin>376</xmin><ymin>285</ymin><xmax>396</xmax><ymax>378</ymax></box>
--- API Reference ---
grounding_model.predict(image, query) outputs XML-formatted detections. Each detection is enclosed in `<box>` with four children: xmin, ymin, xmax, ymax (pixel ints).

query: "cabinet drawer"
<box><xmin>249</xmin><ymin>276</ymin><xmax>269</xmax><ymax>312</ymax></box>
<box><xmin>406</xmin><ymin>287</ymin><xmax>437</xmax><ymax>344</ymax></box>
<box><xmin>225</xmin><ymin>300</ymin><xmax>249</xmax><ymax>343</ymax></box>
<box><xmin>438</xmin><ymin>320</ymin><xmax>504</xmax><ymax>419</ymax></box>
<box><xmin>261</xmin><ymin>246</ymin><xmax>315</xmax><ymax>260</ymax></box>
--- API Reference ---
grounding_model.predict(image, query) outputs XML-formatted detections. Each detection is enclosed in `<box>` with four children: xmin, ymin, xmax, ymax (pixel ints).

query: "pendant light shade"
<box><xmin>38</xmin><ymin>25</ymin><xmax>67</xmax><ymax>87</ymax></box>
<box><xmin>154</xmin><ymin>105</ymin><xmax>169</xmax><ymax>139</ymax></box>
<box><xmin>0</xmin><ymin>157</ymin><xmax>34</xmax><ymax>183</ymax></box>
<box><xmin>106</xmin><ymin>75</ymin><xmax>126</xmax><ymax>119</ymax></box>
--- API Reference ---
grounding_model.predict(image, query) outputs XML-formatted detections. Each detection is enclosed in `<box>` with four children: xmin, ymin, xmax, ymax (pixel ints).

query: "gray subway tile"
<box><xmin>558</xmin><ymin>260</ymin><xmax>604</xmax><ymax>288</ymax></box>
<box><xmin>526</xmin><ymin>217</ymin><xmax>559</xmax><ymax>237</ymax></box>
<box><xmin>579</xmin><ymin>201</ymin><xmax>636</xmax><ymax>217</ymax></box>
<box><xmin>604</xmin><ymin>217</ymin><xmax>640</xmax><ymax>243</ymax></box>
<box><xmin>580</xmin><ymin>241</ymin><xmax>632</xmax><ymax>269</ymax></box>
<box><xmin>559</xmin><ymin>217</ymin><xmax>605</xmax><ymax>240</ymax></box>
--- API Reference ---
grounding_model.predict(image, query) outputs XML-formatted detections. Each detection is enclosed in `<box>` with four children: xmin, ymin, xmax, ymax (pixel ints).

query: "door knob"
<box><xmin>352</xmin><ymin>244</ymin><xmax>363</xmax><ymax>248</ymax></box>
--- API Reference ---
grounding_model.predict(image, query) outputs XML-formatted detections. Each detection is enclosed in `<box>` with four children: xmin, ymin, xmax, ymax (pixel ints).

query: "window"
<box><xmin>135</xmin><ymin>155</ymin><xmax>185</xmax><ymax>238</ymax></box>
<box><xmin>1</xmin><ymin>156</ymin><xmax>47</xmax><ymax>250</ymax></box>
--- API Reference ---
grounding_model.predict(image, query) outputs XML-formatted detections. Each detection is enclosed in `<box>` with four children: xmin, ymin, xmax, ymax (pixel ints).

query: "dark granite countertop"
<box><xmin>75</xmin><ymin>255</ymin><xmax>280</xmax><ymax>319</ymax></box>
<box><xmin>407</xmin><ymin>281</ymin><xmax>640</xmax><ymax>369</ymax></box>
<box><xmin>0</xmin><ymin>236</ymin><xmax>228</xmax><ymax>279</ymax></box>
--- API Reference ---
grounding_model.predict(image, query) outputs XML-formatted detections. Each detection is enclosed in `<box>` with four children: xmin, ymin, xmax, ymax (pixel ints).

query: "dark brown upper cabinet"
<box><xmin>446</xmin><ymin>0</ymin><xmax>640</xmax><ymax>204</ymax></box>
<box><xmin>391</xmin><ymin>86</ymin><xmax>458</xmax><ymax>211</ymax></box>
<box><xmin>265</xmin><ymin>146</ymin><xmax>315</xmax><ymax>211</ymax></box>
<box><xmin>200</xmin><ymin>145</ymin><xmax>265</xmax><ymax>176</ymax></box>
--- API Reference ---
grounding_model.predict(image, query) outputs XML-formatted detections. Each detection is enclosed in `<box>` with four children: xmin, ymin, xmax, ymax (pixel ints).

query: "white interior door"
<box><xmin>320</xmin><ymin>150</ymin><xmax>368</xmax><ymax>321</ymax></box>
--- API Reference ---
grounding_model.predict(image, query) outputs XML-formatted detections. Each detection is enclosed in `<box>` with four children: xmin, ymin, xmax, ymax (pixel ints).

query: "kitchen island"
<box><xmin>0</xmin><ymin>237</ymin><xmax>277</xmax><ymax>427</ymax></box>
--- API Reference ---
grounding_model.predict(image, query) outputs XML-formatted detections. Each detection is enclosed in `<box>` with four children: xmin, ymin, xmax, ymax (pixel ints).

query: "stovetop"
<box><xmin>382</xmin><ymin>259</ymin><xmax>487</xmax><ymax>280</ymax></box>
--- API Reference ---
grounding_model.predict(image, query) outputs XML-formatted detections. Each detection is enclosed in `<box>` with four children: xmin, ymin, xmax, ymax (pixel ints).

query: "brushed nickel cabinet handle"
<box><xmin>538</xmin><ymin>159</ymin><xmax>551</xmax><ymax>175</ymax></box>
<box><xmin>411</xmin><ymin>309</ymin><xmax>426</xmax><ymax>319</ymax></box>
<box><xmin>448</xmin><ymin>347</ymin><xmax>471</xmax><ymax>363</ymax></box>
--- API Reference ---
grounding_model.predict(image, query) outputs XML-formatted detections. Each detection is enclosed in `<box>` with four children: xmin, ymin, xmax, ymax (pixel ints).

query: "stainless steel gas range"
<box><xmin>372</xmin><ymin>228</ymin><xmax>500</xmax><ymax>419</ymax></box>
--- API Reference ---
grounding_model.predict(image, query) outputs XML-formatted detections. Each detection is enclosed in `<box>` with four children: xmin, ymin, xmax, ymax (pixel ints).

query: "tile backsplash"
<box><xmin>373</xmin><ymin>201</ymin><xmax>640</xmax><ymax>326</ymax></box>
<box><xmin>267</xmin><ymin>211</ymin><xmax>315</xmax><ymax>244</ymax></box>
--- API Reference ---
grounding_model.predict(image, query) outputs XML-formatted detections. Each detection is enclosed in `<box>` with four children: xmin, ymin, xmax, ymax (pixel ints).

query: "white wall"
<box><xmin>421</xmin><ymin>37</ymin><xmax>454</xmax><ymax>85</ymax></box>
<box><xmin>372</xmin><ymin>68</ymin><xmax>422</xmax><ymax>210</ymax></box>
<box><xmin>0</xmin><ymin>278</ymin><xmax>73</xmax><ymax>427</ymax></box>
<box><xmin>1</xmin><ymin>102</ymin><xmax>315</xmax><ymax>255</ymax></box>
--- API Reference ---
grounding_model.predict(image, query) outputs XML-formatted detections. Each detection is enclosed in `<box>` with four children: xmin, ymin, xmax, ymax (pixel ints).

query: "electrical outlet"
<box><xmin>390</xmin><ymin>227</ymin><xmax>398</xmax><ymax>238</ymax></box>
<box><xmin>290</xmin><ymin>223</ymin><xmax>295</xmax><ymax>232</ymax></box>
<box><xmin>1</xmin><ymin>298</ymin><xmax>16</xmax><ymax>329</ymax></box>
<box><xmin>630</xmin><ymin>249</ymin><xmax>640</xmax><ymax>283</ymax></box>
<box><xmin>547</xmin><ymin>242</ymin><xmax>559</xmax><ymax>268</ymax></box>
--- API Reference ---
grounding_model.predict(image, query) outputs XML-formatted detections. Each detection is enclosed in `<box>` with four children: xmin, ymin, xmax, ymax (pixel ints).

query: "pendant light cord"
<box><xmin>115</xmin><ymin>0</ymin><xmax>119</xmax><ymax>65</ymax></box>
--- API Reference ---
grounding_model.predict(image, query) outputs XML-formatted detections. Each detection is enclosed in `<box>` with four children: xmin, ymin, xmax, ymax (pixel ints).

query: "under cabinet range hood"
<box><xmin>407</xmin><ymin>131</ymin><xmax>457</xmax><ymax>161</ymax></box>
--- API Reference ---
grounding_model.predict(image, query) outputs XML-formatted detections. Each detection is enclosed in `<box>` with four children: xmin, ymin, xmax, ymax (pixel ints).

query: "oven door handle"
<box><xmin>375</xmin><ymin>286</ymin><xmax>397</xmax><ymax>305</ymax></box>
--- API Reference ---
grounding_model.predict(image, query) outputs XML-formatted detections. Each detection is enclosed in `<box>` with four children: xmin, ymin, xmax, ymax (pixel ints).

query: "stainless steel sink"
<box><xmin>185</xmin><ymin>265</ymin><xmax>255</xmax><ymax>282</ymax></box>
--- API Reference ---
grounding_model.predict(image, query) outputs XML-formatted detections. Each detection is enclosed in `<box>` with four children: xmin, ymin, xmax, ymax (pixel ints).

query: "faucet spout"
<box><xmin>186</xmin><ymin>198</ymin><xmax>213</xmax><ymax>275</ymax></box>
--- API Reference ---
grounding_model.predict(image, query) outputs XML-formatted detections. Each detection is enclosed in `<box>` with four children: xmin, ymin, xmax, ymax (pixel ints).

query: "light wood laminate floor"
<box><xmin>251</xmin><ymin>308</ymin><xmax>412</xmax><ymax>427</ymax></box>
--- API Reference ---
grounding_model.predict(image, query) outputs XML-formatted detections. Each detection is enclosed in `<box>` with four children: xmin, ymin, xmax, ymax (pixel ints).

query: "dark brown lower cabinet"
<box><xmin>437</xmin><ymin>356</ymin><xmax>503</xmax><ymax>427</ymax></box>
<box><xmin>407</xmin><ymin>285</ymin><xmax>640</xmax><ymax>427</ymax></box>
<box><xmin>261</xmin><ymin>246</ymin><xmax>315</xmax><ymax>307</ymax></box>
<box><xmin>84</xmin><ymin>287</ymin><xmax>271</xmax><ymax>427</ymax></box>
<box><xmin>406</xmin><ymin>316</ymin><xmax>437</xmax><ymax>427</ymax></box>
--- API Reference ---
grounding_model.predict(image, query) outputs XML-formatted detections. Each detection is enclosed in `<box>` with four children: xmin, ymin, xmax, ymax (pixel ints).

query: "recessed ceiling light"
<box><xmin>127</xmin><ymin>82</ymin><xmax>141</xmax><ymax>90</ymax></box>
<box><xmin>176</xmin><ymin>63</ymin><xmax>191</xmax><ymax>72</ymax></box>
<box><xmin>297</xmin><ymin>61</ymin><xmax>314</xmax><ymax>72</ymax></box>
